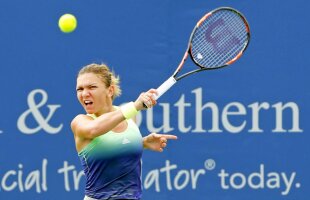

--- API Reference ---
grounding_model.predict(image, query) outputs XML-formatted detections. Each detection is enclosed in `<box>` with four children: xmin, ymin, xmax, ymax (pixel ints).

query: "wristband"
<box><xmin>120</xmin><ymin>102</ymin><xmax>138</xmax><ymax>119</ymax></box>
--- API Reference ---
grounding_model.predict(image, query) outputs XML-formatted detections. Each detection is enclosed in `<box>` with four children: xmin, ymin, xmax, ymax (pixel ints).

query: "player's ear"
<box><xmin>108</xmin><ymin>85</ymin><xmax>115</xmax><ymax>98</ymax></box>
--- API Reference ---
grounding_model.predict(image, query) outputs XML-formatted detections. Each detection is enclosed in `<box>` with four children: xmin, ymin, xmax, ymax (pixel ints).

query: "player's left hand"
<box><xmin>143</xmin><ymin>133</ymin><xmax>177</xmax><ymax>152</ymax></box>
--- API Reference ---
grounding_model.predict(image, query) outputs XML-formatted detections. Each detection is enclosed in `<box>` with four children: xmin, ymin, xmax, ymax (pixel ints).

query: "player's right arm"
<box><xmin>71</xmin><ymin>110</ymin><xmax>129</xmax><ymax>153</ymax></box>
<box><xmin>71</xmin><ymin>89</ymin><xmax>157</xmax><ymax>139</ymax></box>
<box><xmin>71</xmin><ymin>110</ymin><xmax>126</xmax><ymax>140</ymax></box>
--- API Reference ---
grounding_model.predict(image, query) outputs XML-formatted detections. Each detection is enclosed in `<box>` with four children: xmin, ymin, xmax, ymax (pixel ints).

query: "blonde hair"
<box><xmin>77</xmin><ymin>63</ymin><xmax>122</xmax><ymax>100</ymax></box>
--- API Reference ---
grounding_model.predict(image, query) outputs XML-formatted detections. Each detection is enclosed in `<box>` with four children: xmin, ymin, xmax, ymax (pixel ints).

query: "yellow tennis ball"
<box><xmin>58</xmin><ymin>14</ymin><xmax>77</xmax><ymax>33</ymax></box>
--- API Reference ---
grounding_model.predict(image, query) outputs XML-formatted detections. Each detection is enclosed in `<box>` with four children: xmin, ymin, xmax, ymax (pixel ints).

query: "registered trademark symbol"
<box><xmin>204</xmin><ymin>159</ymin><xmax>216</xmax><ymax>170</ymax></box>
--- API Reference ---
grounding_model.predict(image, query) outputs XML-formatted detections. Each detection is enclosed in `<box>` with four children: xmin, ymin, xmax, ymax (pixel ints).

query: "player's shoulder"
<box><xmin>71</xmin><ymin>114</ymin><xmax>92</xmax><ymax>128</ymax></box>
<box><xmin>72</xmin><ymin>113</ymin><xmax>87</xmax><ymax>120</ymax></box>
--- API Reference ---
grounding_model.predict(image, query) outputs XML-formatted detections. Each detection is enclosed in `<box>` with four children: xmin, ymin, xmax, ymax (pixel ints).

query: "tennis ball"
<box><xmin>58</xmin><ymin>14</ymin><xmax>77</xmax><ymax>33</ymax></box>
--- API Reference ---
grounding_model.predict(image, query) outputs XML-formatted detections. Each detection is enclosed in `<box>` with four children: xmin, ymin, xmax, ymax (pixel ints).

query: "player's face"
<box><xmin>76</xmin><ymin>73</ymin><xmax>113</xmax><ymax>116</ymax></box>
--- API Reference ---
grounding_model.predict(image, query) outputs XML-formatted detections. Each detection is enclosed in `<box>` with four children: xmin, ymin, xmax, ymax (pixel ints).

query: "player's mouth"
<box><xmin>84</xmin><ymin>100</ymin><xmax>93</xmax><ymax>107</ymax></box>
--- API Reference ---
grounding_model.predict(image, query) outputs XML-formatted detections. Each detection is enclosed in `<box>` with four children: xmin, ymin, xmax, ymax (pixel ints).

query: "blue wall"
<box><xmin>0</xmin><ymin>0</ymin><xmax>309</xmax><ymax>199</ymax></box>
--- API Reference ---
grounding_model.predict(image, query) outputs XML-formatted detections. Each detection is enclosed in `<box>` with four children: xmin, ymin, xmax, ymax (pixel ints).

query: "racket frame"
<box><xmin>154</xmin><ymin>7</ymin><xmax>250</xmax><ymax>100</ymax></box>
<box><xmin>176</xmin><ymin>7</ymin><xmax>250</xmax><ymax>81</ymax></box>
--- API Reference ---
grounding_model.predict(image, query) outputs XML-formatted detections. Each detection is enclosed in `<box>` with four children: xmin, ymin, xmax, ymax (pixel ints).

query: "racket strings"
<box><xmin>205</xmin><ymin>18</ymin><xmax>246</xmax><ymax>65</ymax></box>
<box><xmin>191</xmin><ymin>9</ymin><xmax>248</xmax><ymax>68</ymax></box>
<box><xmin>194</xmin><ymin>11</ymin><xmax>245</xmax><ymax>65</ymax></box>
<box><xmin>209</xmin><ymin>16</ymin><xmax>247</xmax><ymax>66</ymax></box>
<box><xmin>201</xmin><ymin>12</ymin><xmax>245</xmax><ymax>65</ymax></box>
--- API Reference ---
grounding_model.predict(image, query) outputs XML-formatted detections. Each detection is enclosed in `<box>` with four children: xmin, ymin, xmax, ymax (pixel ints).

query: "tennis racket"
<box><xmin>150</xmin><ymin>7</ymin><xmax>250</xmax><ymax>102</ymax></box>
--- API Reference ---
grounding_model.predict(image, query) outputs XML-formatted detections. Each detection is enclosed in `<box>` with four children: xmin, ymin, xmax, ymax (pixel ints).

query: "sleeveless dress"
<box><xmin>79</xmin><ymin>114</ymin><xmax>143</xmax><ymax>200</ymax></box>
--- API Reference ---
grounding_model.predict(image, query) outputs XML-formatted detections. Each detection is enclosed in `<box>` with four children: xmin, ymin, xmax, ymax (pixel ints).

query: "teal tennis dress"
<box><xmin>78</xmin><ymin>114</ymin><xmax>143</xmax><ymax>200</ymax></box>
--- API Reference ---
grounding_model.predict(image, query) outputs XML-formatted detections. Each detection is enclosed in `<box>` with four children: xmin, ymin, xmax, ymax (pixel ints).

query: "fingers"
<box><xmin>160</xmin><ymin>134</ymin><xmax>178</xmax><ymax>140</ymax></box>
<box><xmin>146</xmin><ymin>89</ymin><xmax>157</xmax><ymax>105</ymax></box>
<box><xmin>135</xmin><ymin>89</ymin><xmax>157</xmax><ymax>110</ymax></box>
<box><xmin>142</xmin><ymin>89</ymin><xmax>158</xmax><ymax>108</ymax></box>
<box><xmin>151</xmin><ymin>133</ymin><xmax>178</xmax><ymax>141</ymax></box>
<box><xmin>147</xmin><ymin>88</ymin><xmax>158</xmax><ymax>95</ymax></box>
<box><xmin>146</xmin><ymin>133</ymin><xmax>178</xmax><ymax>152</ymax></box>
<box><xmin>159</xmin><ymin>134</ymin><xmax>177</xmax><ymax>151</ymax></box>
<box><xmin>142</xmin><ymin>94</ymin><xmax>153</xmax><ymax>108</ymax></box>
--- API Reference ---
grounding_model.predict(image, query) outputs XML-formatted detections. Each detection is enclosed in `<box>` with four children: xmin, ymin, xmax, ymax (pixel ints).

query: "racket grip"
<box><xmin>155</xmin><ymin>76</ymin><xmax>177</xmax><ymax>100</ymax></box>
<box><xmin>143</xmin><ymin>77</ymin><xmax>176</xmax><ymax>108</ymax></box>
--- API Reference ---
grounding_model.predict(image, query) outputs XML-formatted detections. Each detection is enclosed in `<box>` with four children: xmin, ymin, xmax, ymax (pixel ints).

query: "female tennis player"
<box><xmin>71</xmin><ymin>63</ymin><xmax>177</xmax><ymax>200</ymax></box>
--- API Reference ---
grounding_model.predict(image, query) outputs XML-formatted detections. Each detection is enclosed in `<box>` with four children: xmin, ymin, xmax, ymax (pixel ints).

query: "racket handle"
<box><xmin>143</xmin><ymin>77</ymin><xmax>176</xmax><ymax>108</ymax></box>
<box><xmin>155</xmin><ymin>76</ymin><xmax>177</xmax><ymax>100</ymax></box>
